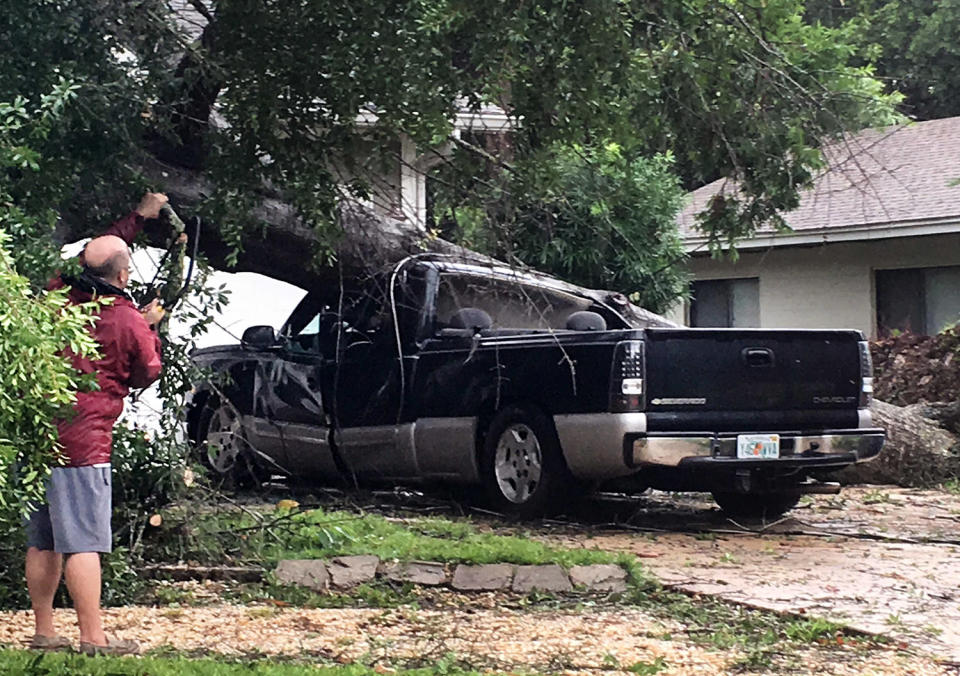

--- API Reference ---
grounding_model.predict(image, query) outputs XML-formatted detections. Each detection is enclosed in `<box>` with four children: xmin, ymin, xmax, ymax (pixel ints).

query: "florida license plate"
<box><xmin>737</xmin><ymin>434</ymin><xmax>780</xmax><ymax>459</ymax></box>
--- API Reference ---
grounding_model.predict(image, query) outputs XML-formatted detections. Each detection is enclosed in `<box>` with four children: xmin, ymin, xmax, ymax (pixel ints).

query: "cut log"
<box><xmin>834</xmin><ymin>400</ymin><xmax>960</xmax><ymax>486</ymax></box>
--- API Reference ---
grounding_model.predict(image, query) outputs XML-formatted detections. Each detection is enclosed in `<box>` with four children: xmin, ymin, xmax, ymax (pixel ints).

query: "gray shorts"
<box><xmin>25</xmin><ymin>464</ymin><xmax>112</xmax><ymax>554</ymax></box>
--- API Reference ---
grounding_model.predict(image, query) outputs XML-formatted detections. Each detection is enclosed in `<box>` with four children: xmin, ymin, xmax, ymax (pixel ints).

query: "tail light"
<box><xmin>858</xmin><ymin>341</ymin><xmax>873</xmax><ymax>407</ymax></box>
<box><xmin>610</xmin><ymin>340</ymin><xmax>645</xmax><ymax>412</ymax></box>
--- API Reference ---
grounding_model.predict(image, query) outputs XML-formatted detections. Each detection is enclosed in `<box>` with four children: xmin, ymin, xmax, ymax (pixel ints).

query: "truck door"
<box><xmin>332</xmin><ymin>268</ymin><xmax>427</xmax><ymax>479</ymax></box>
<box><xmin>252</xmin><ymin>296</ymin><xmax>339</xmax><ymax>479</ymax></box>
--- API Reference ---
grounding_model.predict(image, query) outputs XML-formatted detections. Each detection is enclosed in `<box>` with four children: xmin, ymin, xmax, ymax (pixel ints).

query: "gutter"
<box><xmin>682</xmin><ymin>216</ymin><xmax>960</xmax><ymax>254</ymax></box>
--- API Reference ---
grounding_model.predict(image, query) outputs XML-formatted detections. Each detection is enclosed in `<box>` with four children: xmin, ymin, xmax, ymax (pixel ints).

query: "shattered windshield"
<box><xmin>436</xmin><ymin>273</ymin><xmax>594</xmax><ymax>331</ymax></box>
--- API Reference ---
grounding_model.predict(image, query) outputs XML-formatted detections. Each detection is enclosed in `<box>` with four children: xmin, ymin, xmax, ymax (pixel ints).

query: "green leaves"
<box><xmin>808</xmin><ymin>0</ymin><xmax>960</xmax><ymax>121</ymax></box>
<box><xmin>0</xmin><ymin>224</ymin><xmax>101</xmax><ymax>522</ymax></box>
<box><xmin>435</xmin><ymin>141</ymin><xmax>689</xmax><ymax>313</ymax></box>
<box><xmin>0</xmin><ymin>91</ymin><xmax>103</xmax><ymax>578</ymax></box>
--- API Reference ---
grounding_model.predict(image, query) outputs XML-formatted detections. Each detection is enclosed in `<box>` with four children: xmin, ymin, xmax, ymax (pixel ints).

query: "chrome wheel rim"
<box><xmin>494</xmin><ymin>423</ymin><xmax>542</xmax><ymax>504</ymax></box>
<box><xmin>205</xmin><ymin>405</ymin><xmax>243</xmax><ymax>474</ymax></box>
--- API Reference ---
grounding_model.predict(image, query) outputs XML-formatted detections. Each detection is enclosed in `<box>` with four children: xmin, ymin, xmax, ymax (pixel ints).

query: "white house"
<box><xmin>352</xmin><ymin>105</ymin><xmax>514</xmax><ymax>228</ymax></box>
<box><xmin>672</xmin><ymin>117</ymin><xmax>960</xmax><ymax>338</ymax></box>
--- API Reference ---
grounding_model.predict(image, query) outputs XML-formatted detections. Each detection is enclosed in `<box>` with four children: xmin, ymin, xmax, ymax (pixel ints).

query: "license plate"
<box><xmin>737</xmin><ymin>434</ymin><xmax>780</xmax><ymax>459</ymax></box>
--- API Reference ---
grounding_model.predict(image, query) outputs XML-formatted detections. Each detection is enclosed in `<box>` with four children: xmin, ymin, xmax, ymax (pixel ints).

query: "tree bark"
<box><xmin>124</xmin><ymin>156</ymin><xmax>674</xmax><ymax>328</ymax></box>
<box><xmin>835</xmin><ymin>400</ymin><xmax>960</xmax><ymax>486</ymax></box>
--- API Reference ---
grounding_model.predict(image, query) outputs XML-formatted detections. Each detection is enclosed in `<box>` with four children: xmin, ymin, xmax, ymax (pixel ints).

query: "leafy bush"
<box><xmin>0</xmin><ymin>87</ymin><xmax>102</xmax><ymax>608</ymax></box>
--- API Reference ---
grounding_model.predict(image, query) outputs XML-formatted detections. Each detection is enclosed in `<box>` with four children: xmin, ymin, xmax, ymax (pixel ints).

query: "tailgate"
<box><xmin>643</xmin><ymin>328</ymin><xmax>863</xmax><ymax>427</ymax></box>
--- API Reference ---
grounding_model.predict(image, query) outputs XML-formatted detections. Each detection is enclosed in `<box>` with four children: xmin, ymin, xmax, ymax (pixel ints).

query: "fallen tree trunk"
<box><xmin>122</xmin><ymin>157</ymin><xmax>673</xmax><ymax>329</ymax></box>
<box><xmin>835</xmin><ymin>399</ymin><xmax>960</xmax><ymax>486</ymax></box>
<box><xmin>903</xmin><ymin>400</ymin><xmax>960</xmax><ymax>436</ymax></box>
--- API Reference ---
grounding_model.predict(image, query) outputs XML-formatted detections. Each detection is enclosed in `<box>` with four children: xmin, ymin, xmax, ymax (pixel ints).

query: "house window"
<box><xmin>876</xmin><ymin>266</ymin><xmax>960</xmax><ymax>336</ymax></box>
<box><xmin>689</xmin><ymin>278</ymin><xmax>759</xmax><ymax>328</ymax></box>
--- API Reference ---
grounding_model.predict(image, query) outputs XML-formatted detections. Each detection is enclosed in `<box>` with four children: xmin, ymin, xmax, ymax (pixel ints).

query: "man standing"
<box><xmin>25</xmin><ymin>193</ymin><xmax>169</xmax><ymax>656</ymax></box>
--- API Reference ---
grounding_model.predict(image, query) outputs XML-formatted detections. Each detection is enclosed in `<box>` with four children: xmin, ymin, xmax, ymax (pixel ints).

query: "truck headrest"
<box><xmin>448</xmin><ymin>308</ymin><xmax>493</xmax><ymax>331</ymax></box>
<box><xmin>566</xmin><ymin>311</ymin><xmax>607</xmax><ymax>331</ymax></box>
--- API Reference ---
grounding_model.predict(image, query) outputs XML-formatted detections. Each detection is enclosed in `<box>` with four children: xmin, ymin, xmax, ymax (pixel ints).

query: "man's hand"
<box><xmin>141</xmin><ymin>298</ymin><xmax>166</xmax><ymax>327</ymax></box>
<box><xmin>135</xmin><ymin>192</ymin><xmax>169</xmax><ymax>220</ymax></box>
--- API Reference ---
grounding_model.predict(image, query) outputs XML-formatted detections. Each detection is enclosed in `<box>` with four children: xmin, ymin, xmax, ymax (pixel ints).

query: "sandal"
<box><xmin>27</xmin><ymin>634</ymin><xmax>73</xmax><ymax>652</ymax></box>
<box><xmin>78</xmin><ymin>636</ymin><xmax>140</xmax><ymax>656</ymax></box>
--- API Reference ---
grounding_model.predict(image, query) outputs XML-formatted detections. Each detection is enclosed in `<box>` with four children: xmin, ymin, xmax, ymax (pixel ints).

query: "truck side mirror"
<box><xmin>241</xmin><ymin>325</ymin><xmax>278</xmax><ymax>349</ymax></box>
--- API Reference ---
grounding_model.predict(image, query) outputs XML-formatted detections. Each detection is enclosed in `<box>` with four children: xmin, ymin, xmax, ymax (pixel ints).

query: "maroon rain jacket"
<box><xmin>48</xmin><ymin>212</ymin><xmax>163</xmax><ymax>467</ymax></box>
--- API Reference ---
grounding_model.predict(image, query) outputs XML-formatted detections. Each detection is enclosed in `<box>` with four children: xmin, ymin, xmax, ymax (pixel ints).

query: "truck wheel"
<box><xmin>480</xmin><ymin>404</ymin><xmax>575</xmax><ymax>519</ymax></box>
<box><xmin>711</xmin><ymin>490</ymin><xmax>802</xmax><ymax>520</ymax></box>
<box><xmin>197</xmin><ymin>399</ymin><xmax>266</xmax><ymax>488</ymax></box>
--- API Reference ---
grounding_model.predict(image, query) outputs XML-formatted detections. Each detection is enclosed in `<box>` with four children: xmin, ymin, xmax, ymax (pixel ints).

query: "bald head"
<box><xmin>83</xmin><ymin>235</ymin><xmax>131</xmax><ymax>288</ymax></box>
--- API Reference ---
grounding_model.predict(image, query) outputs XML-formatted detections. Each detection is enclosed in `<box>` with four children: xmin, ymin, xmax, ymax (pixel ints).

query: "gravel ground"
<box><xmin>0</xmin><ymin>601</ymin><xmax>948</xmax><ymax>675</ymax></box>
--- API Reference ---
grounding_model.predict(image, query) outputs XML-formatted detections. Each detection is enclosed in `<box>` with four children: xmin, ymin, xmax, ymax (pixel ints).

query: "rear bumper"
<box><xmin>630</xmin><ymin>429</ymin><xmax>885</xmax><ymax>469</ymax></box>
<box><xmin>552</xmin><ymin>411</ymin><xmax>884</xmax><ymax>479</ymax></box>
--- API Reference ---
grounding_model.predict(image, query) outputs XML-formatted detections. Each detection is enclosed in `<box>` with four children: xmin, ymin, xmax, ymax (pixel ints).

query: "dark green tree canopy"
<box><xmin>807</xmin><ymin>0</ymin><xmax>960</xmax><ymax>122</ymax></box>
<box><xmin>1</xmin><ymin>0</ymin><xmax>899</xmax><ymax>286</ymax></box>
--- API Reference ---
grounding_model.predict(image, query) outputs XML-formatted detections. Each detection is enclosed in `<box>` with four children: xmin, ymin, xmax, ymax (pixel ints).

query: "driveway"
<box><xmin>531</xmin><ymin>486</ymin><xmax>960</xmax><ymax>664</ymax></box>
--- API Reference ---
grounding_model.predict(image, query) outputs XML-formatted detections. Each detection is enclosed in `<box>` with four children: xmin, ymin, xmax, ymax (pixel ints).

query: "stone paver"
<box><xmin>451</xmin><ymin>563</ymin><xmax>515</xmax><ymax>591</ymax></box>
<box><xmin>512</xmin><ymin>564</ymin><xmax>573</xmax><ymax>593</ymax></box>
<box><xmin>380</xmin><ymin>561</ymin><xmax>448</xmax><ymax>585</ymax></box>
<box><xmin>569</xmin><ymin>564</ymin><xmax>628</xmax><ymax>592</ymax></box>
<box><xmin>274</xmin><ymin>559</ymin><xmax>329</xmax><ymax>591</ymax></box>
<box><xmin>328</xmin><ymin>555</ymin><xmax>379</xmax><ymax>588</ymax></box>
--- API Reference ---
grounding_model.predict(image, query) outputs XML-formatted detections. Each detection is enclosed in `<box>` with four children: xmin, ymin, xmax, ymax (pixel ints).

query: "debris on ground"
<box><xmin>0</xmin><ymin>603</ymin><xmax>946</xmax><ymax>675</ymax></box>
<box><xmin>872</xmin><ymin>325</ymin><xmax>960</xmax><ymax>411</ymax></box>
<box><xmin>846</xmin><ymin>325</ymin><xmax>960</xmax><ymax>486</ymax></box>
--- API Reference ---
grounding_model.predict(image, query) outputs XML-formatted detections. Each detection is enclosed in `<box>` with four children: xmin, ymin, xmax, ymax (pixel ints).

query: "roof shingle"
<box><xmin>678</xmin><ymin>116</ymin><xmax>960</xmax><ymax>242</ymax></box>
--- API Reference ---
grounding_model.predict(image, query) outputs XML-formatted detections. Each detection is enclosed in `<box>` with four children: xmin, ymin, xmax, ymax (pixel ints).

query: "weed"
<box><xmin>862</xmin><ymin>490</ymin><xmax>891</xmax><ymax>505</ymax></box>
<box><xmin>626</xmin><ymin>656</ymin><xmax>667</xmax><ymax>674</ymax></box>
<box><xmin>782</xmin><ymin>617</ymin><xmax>842</xmax><ymax>642</ymax></box>
<box><xmin>942</xmin><ymin>478</ymin><xmax>960</xmax><ymax>496</ymax></box>
<box><xmin>731</xmin><ymin>646</ymin><xmax>774</xmax><ymax>671</ymax></box>
<box><xmin>151</xmin><ymin>583</ymin><xmax>196</xmax><ymax>606</ymax></box>
<box><xmin>236</xmin><ymin>578</ymin><xmax>419</xmax><ymax>610</ymax></box>
<box><xmin>543</xmin><ymin>649</ymin><xmax>576</xmax><ymax>671</ymax></box>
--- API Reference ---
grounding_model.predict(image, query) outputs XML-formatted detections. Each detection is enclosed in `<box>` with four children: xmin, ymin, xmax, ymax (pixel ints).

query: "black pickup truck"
<box><xmin>188</xmin><ymin>256</ymin><xmax>884</xmax><ymax>518</ymax></box>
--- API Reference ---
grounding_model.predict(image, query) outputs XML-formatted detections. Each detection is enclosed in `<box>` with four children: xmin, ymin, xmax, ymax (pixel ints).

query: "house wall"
<box><xmin>677</xmin><ymin>232</ymin><xmax>960</xmax><ymax>337</ymax></box>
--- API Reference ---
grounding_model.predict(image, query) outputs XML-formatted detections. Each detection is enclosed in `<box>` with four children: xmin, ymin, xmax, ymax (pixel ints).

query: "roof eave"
<box><xmin>683</xmin><ymin>216</ymin><xmax>960</xmax><ymax>254</ymax></box>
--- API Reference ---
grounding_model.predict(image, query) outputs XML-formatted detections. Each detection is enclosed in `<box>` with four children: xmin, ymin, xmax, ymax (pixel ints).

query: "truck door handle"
<box><xmin>742</xmin><ymin>347</ymin><xmax>775</xmax><ymax>368</ymax></box>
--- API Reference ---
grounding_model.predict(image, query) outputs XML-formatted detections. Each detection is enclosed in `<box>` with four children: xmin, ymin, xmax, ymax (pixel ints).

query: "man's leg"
<box><xmin>48</xmin><ymin>466</ymin><xmax>112</xmax><ymax>648</ymax></box>
<box><xmin>63</xmin><ymin>553</ymin><xmax>106</xmax><ymax>646</ymax></box>
<box><xmin>25</xmin><ymin>547</ymin><xmax>63</xmax><ymax>637</ymax></box>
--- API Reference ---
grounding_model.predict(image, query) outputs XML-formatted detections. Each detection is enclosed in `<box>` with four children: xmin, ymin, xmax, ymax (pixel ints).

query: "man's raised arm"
<box><xmin>101</xmin><ymin>192</ymin><xmax>168</xmax><ymax>245</ymax></box>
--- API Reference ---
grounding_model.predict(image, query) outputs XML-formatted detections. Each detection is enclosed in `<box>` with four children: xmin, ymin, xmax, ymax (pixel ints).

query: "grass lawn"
<box><xmin>0</xmin><ymin>649</ymin><xmax>475</xmax><ymax>675</ymax></box>
<box><xmin>149</xmin><ymin>505</ymin><xmax>624</xmax><ymax>569</ymax></box>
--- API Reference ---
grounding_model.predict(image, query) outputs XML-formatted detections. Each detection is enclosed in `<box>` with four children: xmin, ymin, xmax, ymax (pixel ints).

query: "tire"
<box><xmin>196</xmin><ymin>398</ymin><xmax>268</xmax><ymax>489</ymax></box>
<box><xmin>711</xmin><ymin>490</ymin><xmax>802</xmax><ymax>520</ymax></box>
<box><xmin>479</xmin><ymin>404</ymin><xmax>576</xmax><ymax>519</ymax></box>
